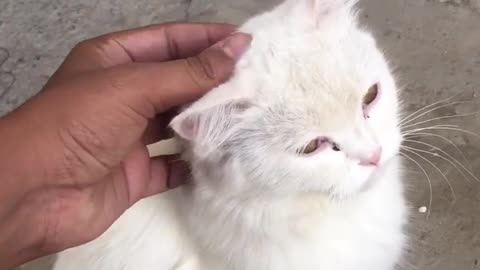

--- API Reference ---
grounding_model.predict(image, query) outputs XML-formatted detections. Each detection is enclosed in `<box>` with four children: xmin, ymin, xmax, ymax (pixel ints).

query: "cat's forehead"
<box><xmin>221</xmin><ymin>30</ymin><xmax>381</xmax><ymax>134</ymax></box>
<box><xmin>237</xmin><ymin>31</ymin><xmax>374</xmax><ymax>104</ymax></box>
<box><xmin>228</xmin><ymin>0</ymin><xmax>382</xmax><ymax>106</ymax></box>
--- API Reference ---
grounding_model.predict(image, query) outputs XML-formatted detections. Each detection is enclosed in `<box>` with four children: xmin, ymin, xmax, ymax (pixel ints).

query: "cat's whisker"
<box><xmin>404</xmin><ymin>132</ymin><xmax>472</xmax><ymax>171</ymax></box>
<box><xmin>403</xmin><ymin>142</ymin><xmax>471</xmax><ymax>187</ymax></box>
<box><xmin>401</xmin><ymin>169</ymin><xmax>422</xmax><ymax>174</ymax></box>
<box><xmin>402</xmin><ymin>125</ymin><xmax>459</xmax><ymax>135</ymax></box>
<box><xmin>399</xmin><ymin>152</ymin><xmax>433</xmax><ymax>217</ymax></box>
<box><xmin>402</xmin><ymin>125</ymin><xmax>459</xmax><ymax>136</ymax></box>
<box><xmin>403</xmin><ymin>145</ymin><xmax>459</xmax><ymax>199</ymax></box>
<box><xmin>403</xmin><ymin>139</ymin><xmax>479</xmax><ymax>184</ymax></box>
<box><xmin>401</xmin><ymin>146</ymin><xmax>457</xmax><ymax>202</ymax></box>
<box><xmin>400</xmin><ymin>100</ymin><xmax>471</xmax><ymax>127</ymax></box>
<box><xmin>407</xmin><ymin>126</ymin><xmax>480</xmax><ymax>140</ymax></box>
<box><xmin>399</xmin><ymin>94</ymin><xmax>460</xmax><ymax>125</ymax></box>
<box><xmin>401</xmin><ymin>111</ymin><xmax>480</xmax><ymax>129</ymax></box>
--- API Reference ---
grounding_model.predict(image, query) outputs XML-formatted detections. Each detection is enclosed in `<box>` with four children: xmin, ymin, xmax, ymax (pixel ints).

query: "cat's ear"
<box><xmin>170</xmin><ymin>99</ymin><xmax>253</xmax><ymax>145</ymax></box>
<box><xmin>309</xmin><ymin>0</ymin><xmax>357</xmax><ymax>15</ymax></box>
<box><xmin>290</xmin><ymin>0</ymin><xmax>357</xmax><ymax>27</ymax></box>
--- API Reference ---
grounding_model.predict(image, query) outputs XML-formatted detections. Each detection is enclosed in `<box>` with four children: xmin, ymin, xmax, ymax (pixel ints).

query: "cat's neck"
<box><xmin>187</xmin><ymin>184</ymin><xmax>335</xmax><ymax>232</ymax></box>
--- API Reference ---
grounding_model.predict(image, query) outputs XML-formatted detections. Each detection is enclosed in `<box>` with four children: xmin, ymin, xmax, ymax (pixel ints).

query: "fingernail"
<box><xmin>214</xmin><ymin>32</ymin><xmax>252</xmax><ymax>61</ymax></box>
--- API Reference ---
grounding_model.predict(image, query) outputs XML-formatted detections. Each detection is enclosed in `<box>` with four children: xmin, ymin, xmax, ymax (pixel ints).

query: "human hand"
<box><xmin>0</xmin><ymin>23</ymin><xmax>251</xmax><ymax>269</ymax></box>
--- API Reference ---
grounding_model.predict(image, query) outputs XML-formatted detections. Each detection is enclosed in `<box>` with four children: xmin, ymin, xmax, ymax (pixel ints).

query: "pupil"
<box><xmin>303</xmin><ymin>140</ymin><xmax>317</xmax><ymax>154</ymax></box>
<box><xmin>364</xmin><ymin>84</ymin><xmax>379</xmax><ymax>105</ymax></box>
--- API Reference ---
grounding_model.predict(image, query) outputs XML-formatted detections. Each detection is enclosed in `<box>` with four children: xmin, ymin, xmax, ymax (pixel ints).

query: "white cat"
<box><xmin>54</xmin><ymin>0</ymin><xmax>407</xmax><ymax>269</ymax></box>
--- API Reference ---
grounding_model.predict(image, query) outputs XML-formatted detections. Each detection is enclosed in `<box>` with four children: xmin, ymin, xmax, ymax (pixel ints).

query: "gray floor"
<box><xmin>1</xmin><ymin>0</ymin><xmax>479</xmax><ymax>269</ymax></box>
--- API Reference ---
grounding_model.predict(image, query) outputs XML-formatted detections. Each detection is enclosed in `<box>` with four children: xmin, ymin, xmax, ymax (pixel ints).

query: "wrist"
<box><xmin>0</xmin><ymin>114</ymin><xmax>54</xmax><ymax>268</ymax></box>
<box><xmin>0</xmin><ymin>190</ymin><xmax>49</xmax><ymax>269</ymax></box>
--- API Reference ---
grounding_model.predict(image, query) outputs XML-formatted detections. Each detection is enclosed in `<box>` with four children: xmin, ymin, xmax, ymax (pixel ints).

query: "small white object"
<box><xmin>147</xmin><ymin>138</ymin><xmax>181</xmax><ymax>158</ymax></box>
<box><xmin>418</xmin><ymin>206</ymin><xmax>428</xmax><ymax>213</ymax></box>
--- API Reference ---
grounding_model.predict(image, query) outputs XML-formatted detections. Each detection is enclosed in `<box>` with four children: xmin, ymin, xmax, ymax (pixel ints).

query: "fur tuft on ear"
<box><xmin>286</xmin><ymin>0</ymin><xmax>358</xmax><ymax>28</ymax></box>
<box><xmin>310</xmin><ymin>0</ymin><xmax>357</xmax><ymax>15</ymax></box>
<box><xmin>170</xmin><ymin>99</ymin><xmax>253</xmax><ymax>146</ymax></box>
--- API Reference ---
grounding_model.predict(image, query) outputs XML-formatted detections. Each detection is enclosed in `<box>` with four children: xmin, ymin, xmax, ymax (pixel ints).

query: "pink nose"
<box><xmin>359</xmin><ymin>147</ymin><xmax>382</xmax><ymax>166</ymax></box>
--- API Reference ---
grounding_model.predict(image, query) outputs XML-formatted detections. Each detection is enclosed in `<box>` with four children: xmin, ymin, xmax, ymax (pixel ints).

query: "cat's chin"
<box><xmin>324</xmin><ymin>154</ymin><xmax>399</xmax><ymax>198</ymax></box>
<box><xmin>357</xmin><ymin>154</ymin><xmax>400</xmax><ymax>193</ymax></box>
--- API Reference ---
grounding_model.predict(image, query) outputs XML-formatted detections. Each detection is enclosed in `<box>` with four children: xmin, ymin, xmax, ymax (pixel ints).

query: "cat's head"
<box><xmin>171</xmin><ymin>0</ymin><xmax>401</xmax><ymax>199</ymax></box>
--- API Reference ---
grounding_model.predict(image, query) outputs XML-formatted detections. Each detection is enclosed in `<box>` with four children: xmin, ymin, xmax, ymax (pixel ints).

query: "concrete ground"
<box><xmin>1</xmin><ymin>0</ymin><xmax>479</xmax><ymax>269</ymax></box>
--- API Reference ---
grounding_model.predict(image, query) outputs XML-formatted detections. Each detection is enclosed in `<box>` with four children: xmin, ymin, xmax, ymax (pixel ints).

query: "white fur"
<box><xmin>54</xmin><ymin>0</ymin><xmax>407</xmax><ymax>269</ymax></box>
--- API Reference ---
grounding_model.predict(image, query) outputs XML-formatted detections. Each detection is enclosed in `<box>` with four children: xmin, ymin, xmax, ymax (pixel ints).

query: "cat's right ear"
<box><xmin>170</xmin><ymin>99</ymin><xmax>253</xmax><ymax>146</ymax></box>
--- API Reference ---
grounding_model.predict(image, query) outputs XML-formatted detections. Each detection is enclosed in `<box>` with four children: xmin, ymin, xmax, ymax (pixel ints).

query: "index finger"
<box><xmin>50</xmin><ymin>23</ymin><xmax>237</xmax><ymax>82</ymax></box>
<box><xmin>109</xmin><ymin>23</ymin><xmax>237</xmax><ymax>62</ymax></box>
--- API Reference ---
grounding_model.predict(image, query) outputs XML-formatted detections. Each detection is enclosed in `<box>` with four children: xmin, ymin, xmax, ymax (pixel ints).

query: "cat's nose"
<box><xmin>359</xmin><ymin>147</ymin><xmax>382</xmax><ymax>167</ymax></box>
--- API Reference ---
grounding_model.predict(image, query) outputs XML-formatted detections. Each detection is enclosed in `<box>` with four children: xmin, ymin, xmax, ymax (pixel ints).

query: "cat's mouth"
<box><xmin>367</xmin><ymin>154</ymin><xmax>398</xmax><ymax>182</ymax></box>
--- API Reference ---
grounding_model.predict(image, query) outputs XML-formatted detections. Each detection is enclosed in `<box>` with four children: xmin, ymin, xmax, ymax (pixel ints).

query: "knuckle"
<box><xmin>72</xmin><ymin>35</ymin><xmax>110</xmax><ymax>56</ymax></box>
<box><xmin>72</xmin><ymin>39</ymin><xmax>95</xmax><ymax>54</ymax></box>
<box><xmin>106</xmin><ymin>64</ymin><xmax>142</xmax><ymax>93</ymax></box>
<box><xmin>185</xmin><ymin>54</ymin><xmax>217</xmax><ymax>86</ymax></box>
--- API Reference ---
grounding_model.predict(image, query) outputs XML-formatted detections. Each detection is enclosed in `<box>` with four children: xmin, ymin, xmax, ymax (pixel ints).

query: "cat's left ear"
<box><xmin>292</xmin><ymin>0</ymin><xmax>357</xmax><ymax>27</ymax></box>
<box><xmin>170</xmin><ymin>99</ymin><xmax>253</xmax><ymax>146</ymax></box>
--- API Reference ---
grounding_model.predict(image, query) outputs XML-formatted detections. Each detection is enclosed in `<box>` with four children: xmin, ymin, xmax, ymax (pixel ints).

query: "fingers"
<box><xmin>106</xmin><ymin>151</ymin><xmax>187</xmax><ymax>207</ymax></box>
<box><xmin>119</xmin><ymin>32</ymin><xmax>252</xmax><ymax>115</ymax></box>
<box><xmin>166</xmin><ymin>160</ymin><xmax>190</xmax><ymax>189</ymax></box>
<box><xmin>144</xmin><ymin>158</ymin><xmax>189</xmax><ymax>198</ymax></box>
<box><xmin>50</xmin><ymin>23</ymin><xmax>237</xmax><ymax>82</ymax></box>
<box><xmin>105</xmin><ymin>22</ymin><xmax>238</xmax><ymax>62</ymax></box>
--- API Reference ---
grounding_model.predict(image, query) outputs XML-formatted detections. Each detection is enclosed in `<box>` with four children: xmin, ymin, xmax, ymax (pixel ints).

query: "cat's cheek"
<box><xmin>375</xmin><ymin>123</ymin><xmax>402</xmax><ymax>161</ymax></box>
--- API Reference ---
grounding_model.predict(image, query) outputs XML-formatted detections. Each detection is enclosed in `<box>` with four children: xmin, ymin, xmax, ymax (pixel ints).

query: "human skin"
<box><xmin>0</xmin><ymin>22</ymin><xmax>252</xmax><ymax>269</ymax></box>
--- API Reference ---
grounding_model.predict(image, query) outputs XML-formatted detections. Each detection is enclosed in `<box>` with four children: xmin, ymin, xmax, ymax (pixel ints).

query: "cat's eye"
<box><xmin>299</xmin><ymin>138</ymin><xmax>338</xmax><ymax>155</ymax></box>
<box><xmin>363</xmin><ymin>83</ymin><xmax>379</xmax><ymax>106</ymax></box>
<box><xmin>302</xmin><ymin>139</ymin><xmax>319</xmax><ymax>154</ymax></box>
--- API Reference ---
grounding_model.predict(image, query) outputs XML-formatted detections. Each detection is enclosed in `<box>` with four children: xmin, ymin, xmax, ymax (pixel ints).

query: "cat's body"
<box><xmin>55</xmin><ymin>164</ymin><xmax>405</xmax><ymax>270</ymax></box>
<box><xmin>55</xmin><ymin>1</ymin><xmax>408</xmax><ymax>269</ymax></box>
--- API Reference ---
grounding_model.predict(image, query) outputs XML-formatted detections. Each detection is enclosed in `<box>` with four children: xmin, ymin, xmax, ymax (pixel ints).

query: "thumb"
<box><xmin>124</xmin><ymin>32</ymin><xmax>252</xmax><ymax>114</ymax></box>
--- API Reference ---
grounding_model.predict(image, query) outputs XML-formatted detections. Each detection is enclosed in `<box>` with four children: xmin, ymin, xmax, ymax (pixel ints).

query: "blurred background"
<box><xmin>1</xmin><ymin>0</ymin><xmax>479</xmax><ymax>269</ymax></box>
